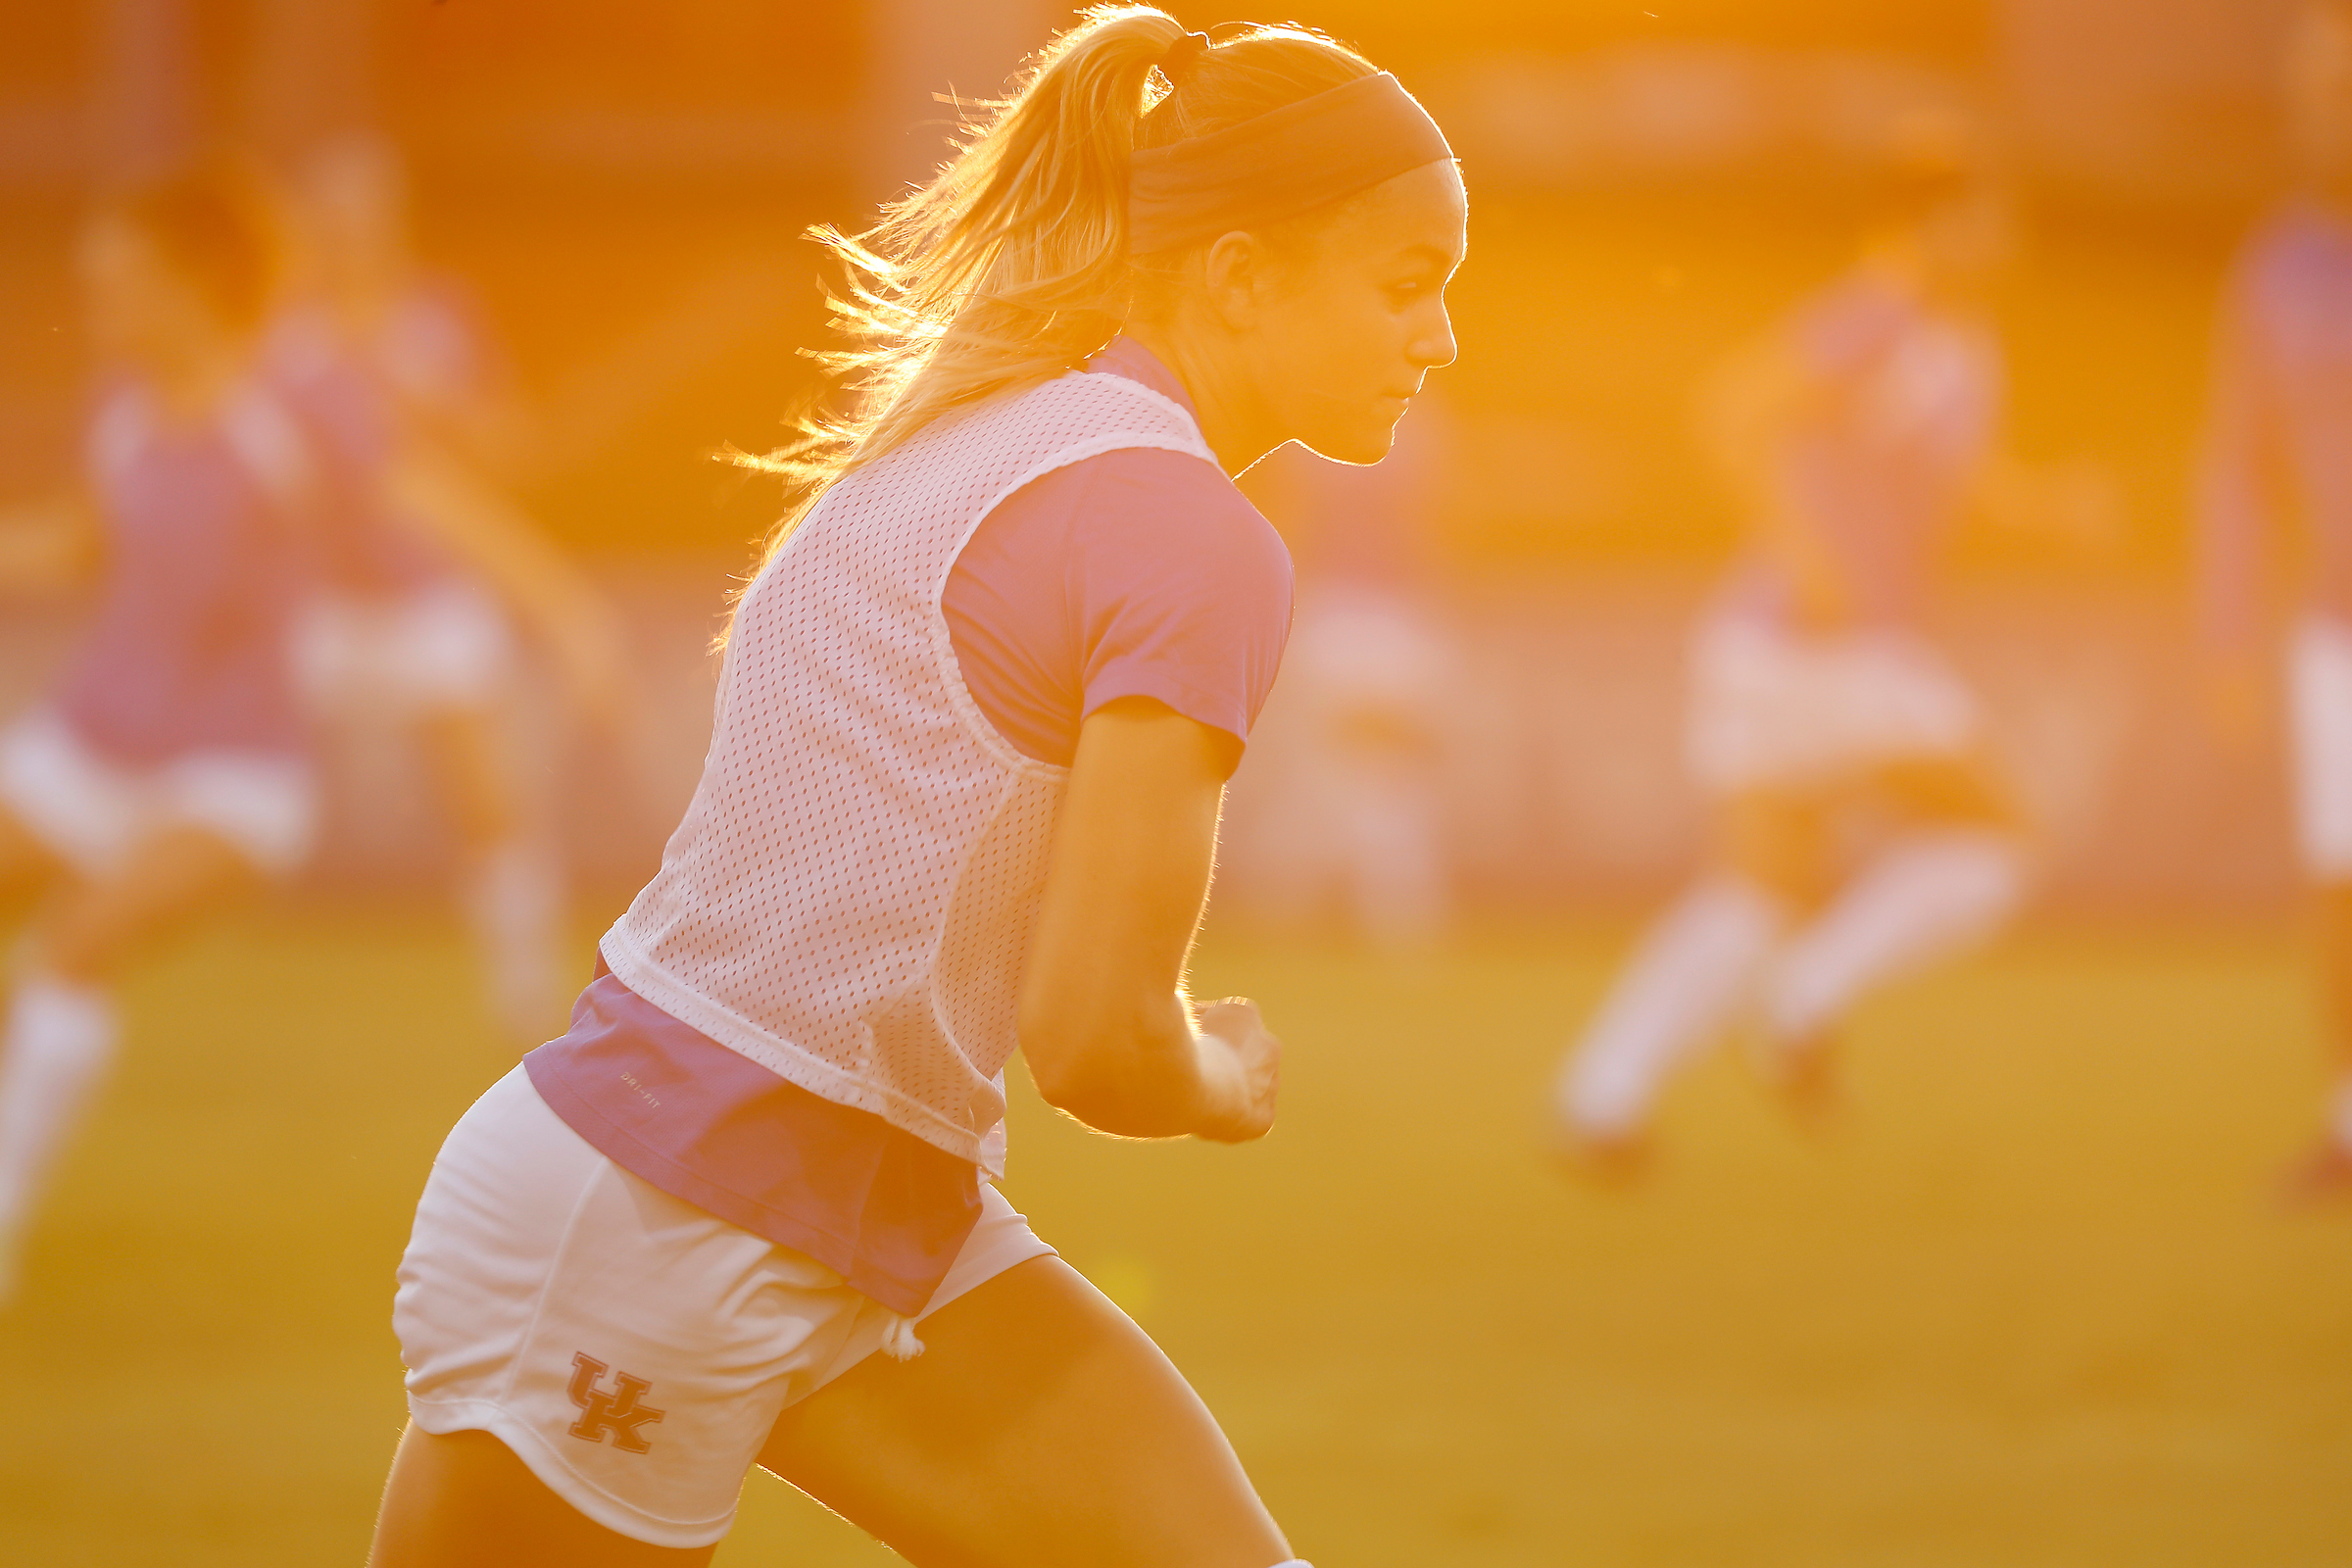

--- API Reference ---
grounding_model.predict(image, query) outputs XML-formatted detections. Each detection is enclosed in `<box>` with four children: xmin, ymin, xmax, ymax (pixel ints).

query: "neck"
<box><xmin>1119</xmin><ymin>318</ymin><xmax>1284</xmax><ymax>475</ymax></box>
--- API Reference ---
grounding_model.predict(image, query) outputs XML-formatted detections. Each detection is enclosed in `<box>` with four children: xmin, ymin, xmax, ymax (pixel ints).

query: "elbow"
<box><xmin>1019</xmin><ymin>1004</ymin><xmax>1170</xmax><ymax>1135</ymax></box>
<box><xmin>1030</xmin><ymin>1065</ymin><xmax>1107</xmax><ymax>1124</ymax></box>
<box><xmin>1021</xmin><ymin>1018</ymin><xmax>1116</xmax><ymax>1120</ymax></box>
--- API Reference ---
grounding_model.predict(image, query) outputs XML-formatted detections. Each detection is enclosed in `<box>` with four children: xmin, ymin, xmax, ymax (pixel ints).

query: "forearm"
<box><xmin>1026</xmin><ymin>992</ymin><xmax>1249</xmax><ymax>1140</ymax></box>
<box><xmin>1020</xmin><ymin>701</ymin><xmax>1275</xmax><ymax>1142</ymax></box>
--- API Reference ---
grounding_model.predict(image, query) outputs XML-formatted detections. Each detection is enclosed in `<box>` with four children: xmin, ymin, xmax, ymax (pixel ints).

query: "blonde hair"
<box><xmin>737</xmin><ymin>7</ymin><xmax>1374</xmax><ymax>574</ymax></box>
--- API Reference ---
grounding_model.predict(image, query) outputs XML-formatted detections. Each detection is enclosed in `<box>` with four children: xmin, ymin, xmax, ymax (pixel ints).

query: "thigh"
<box><xmin>1870</xmin><ymin>754</ymin><xmax>2017</xmax><ymax>833</ymax></box>
<box><xmin>1720</xmin><ymin>787</ymin><xmax>1836</xmax><ymax>909</ymax></box>
<box><xmin>369</xmin><ymin>1425</ymin><xmax>716</xmax><ymax>1568</ymax></box>
<box><xmin>0</xmin><ymin>796</ymin><xmax>63</xmax><ymax>916</ymax></box>
<box><xmin>758</xmin><ymin>1255</ymin><xmax>1292</xmax><ymax>1568</ymax></box>
<box><xmin>35</xmin><ymin>823</ymin><xmax>257</xmax><ymax>983</ymax></box>
<box><xmin>416</xmin><ymin>704</ymin><xmax>519</xmax><ymax>849</ymax></box>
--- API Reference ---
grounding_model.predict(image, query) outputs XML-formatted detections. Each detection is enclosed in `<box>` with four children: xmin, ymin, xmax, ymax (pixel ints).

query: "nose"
<box><xmin>1412</xmin><ymin>301</ymin><xmax>1458</xmax><ymax>370</ymax></box>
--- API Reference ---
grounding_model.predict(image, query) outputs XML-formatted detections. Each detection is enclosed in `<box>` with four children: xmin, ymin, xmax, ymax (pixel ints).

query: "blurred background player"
<box><xmin>2195</xmin><ymin>0</ymin><xmax>2352</xmax><ymax>1203</ymax></box>
<box><xmin>1548</xmin><ymin>116</ymin><xmax>2040</xmax><ymax>1169</ymax></box>
<box><xmin>269</xmin><ymin>134</ymin><xmax>634</xmax><ymax>1045</ymax></box>
<box><xmin>0</xmin><ymin>158</ymin><xmax>317</xmax><ymax>1298</ymax></box>
<box><xmin>1245</xmin><ymin>399</ymin><xmax>1458</xmax><ymax>953</ymax></box>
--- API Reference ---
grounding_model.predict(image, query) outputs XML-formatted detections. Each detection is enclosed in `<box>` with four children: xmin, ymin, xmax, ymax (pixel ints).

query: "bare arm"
<box><xmin>1017</xmin><ymin>697</ymin><xmax>1279</xmax><ymax>1143</ymax></box>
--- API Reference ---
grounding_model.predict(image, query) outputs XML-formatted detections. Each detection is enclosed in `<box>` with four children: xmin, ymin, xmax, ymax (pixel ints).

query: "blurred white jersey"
<box><xmin>603</xmin><ymin>371</ymin><xmax>1214</xmax><ymax>1175</ymax></box>
<box><xmin>1685</xmin><ymin>614</ymin><xmax>1981</xmax><ymax>793</ymax></box>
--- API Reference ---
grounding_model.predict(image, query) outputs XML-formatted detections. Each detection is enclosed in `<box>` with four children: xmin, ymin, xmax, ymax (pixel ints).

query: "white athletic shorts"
<box><xmin>393</xmin><ymin>1066</ymin><xmax>1056</xmax><ymax>1548</ymax></box>
<box><xmin>1685</xmin><ymin>614</ymin><xmax>1982</xmax><ymax>793</ymax></box>
<box><xmin>0</xmin><ymin>709</ymin><xmax>317</xmax><ymax>878</ymax></box>
<box><xmin>293</xmin><ymin>580</ymin><xmax>514</xmax><ymax>714</ymax></box>
<box><xmin>2288</xmin><ymin>616</ymin><xmax>2352</xmax><ymax>877</ymax></box>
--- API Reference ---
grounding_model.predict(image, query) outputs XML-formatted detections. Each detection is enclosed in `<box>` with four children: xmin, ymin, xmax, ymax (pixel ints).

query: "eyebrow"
<box><xmin>1391</xmin><ymin>242</ymin><xmax>1465</xmax><ymax>271</ymax></box>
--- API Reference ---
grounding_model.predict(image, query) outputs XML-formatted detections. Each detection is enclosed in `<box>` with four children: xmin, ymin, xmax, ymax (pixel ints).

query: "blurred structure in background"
<box><xmin>0</xmin><ymin>0</ymin><xmax>2337</xmax><ymax>925</ymax></box>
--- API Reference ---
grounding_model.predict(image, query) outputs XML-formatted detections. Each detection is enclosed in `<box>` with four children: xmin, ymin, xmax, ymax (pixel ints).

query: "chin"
<box><xmin>1300</xmin><ymin>414</ymin><xmax>1402</xmax><ymax>466</ymax></box>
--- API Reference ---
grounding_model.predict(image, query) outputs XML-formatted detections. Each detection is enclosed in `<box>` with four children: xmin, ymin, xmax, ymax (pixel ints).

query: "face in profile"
<box><xmin>1253</xmin><ymin>158</ymin><xmax>1467</xmax><ymax>466</ymax></box>
<box><xmin>2287</xmin><ymin>3</ymin><xmax>2352</xmax><ymax>186</ymax></box>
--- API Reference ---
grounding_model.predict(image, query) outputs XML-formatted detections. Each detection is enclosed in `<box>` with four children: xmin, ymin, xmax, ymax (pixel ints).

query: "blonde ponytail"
<box><xmin>734</xmin><ymin>7</ymin><xmax>1374</xmax><ymax>582</ymax></box>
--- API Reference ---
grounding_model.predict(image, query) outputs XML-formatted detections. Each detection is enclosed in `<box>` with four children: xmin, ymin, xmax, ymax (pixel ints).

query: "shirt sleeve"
<box><xmin>1067</xmin><ymin>447</ymin><xmax>1295</xmax><ymax>745</ymax></box>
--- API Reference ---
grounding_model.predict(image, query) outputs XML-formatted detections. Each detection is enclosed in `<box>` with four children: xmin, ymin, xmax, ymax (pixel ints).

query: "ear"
<box><xmin>1198</xmin><ymin>228</ymin><xmax>1277</xmax><ymax>331</ymax></box>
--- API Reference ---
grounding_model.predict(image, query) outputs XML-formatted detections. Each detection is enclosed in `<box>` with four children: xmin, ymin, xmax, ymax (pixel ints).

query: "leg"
<box><xmin>759</xmin><ymin>1255</ymin><xmax>1293</xmax><ymax>1568</ymax></box>
<box><xmin>2277</xmin><ymin>619</ymin><xmax>2352</xmax><ymax>1198</ymax></box>
<box><xmin>34</xmin><ymin>823</ymin><xmax>260</xmax><ymax>986</ymax></box>
<box><xmin>0</xmin><ymin>797</ymin><xmax>64</xmax><ymax>923</ymax></box>
<box><xmin>1551</xmin><ymin>875</ymin><xmax>1788</xmax><ymax>1153</ymax></box>
<box><xmin>1548</xmin><ymin>788</ymin><xmax>1819</xmax><ymax>1153</ymax></box>
<box><xmin>1756</xmin><ymin>826</ymin><xmax>2025</xmax><ymax>1049</ymax></box>
<box><xmin>368</xmin><ymin>1425</ymin><xmax>715</xmax><ymax>1568</ymax></box>
<box><xmin>0</xmin><ymin>822</ymin><xmax>256</xmax><ymax>1296</ymax></box>
<box><xmin>416</xmin><ymin>703</ymin><xmax>521</xmax><ymax>853</ymax></box>
<box><xmin>2280</xmin><ymin>882</ymin><xmax>2352</xmax><ymax>1202</ymax></box>
<box><xmin>2314</xmin><ymin>881</ymin><xmax>2352</xmax><ymax>1120</ymax></box>
<box><xmin>1334</xmin><ymin>757</ymin><xmax>1447</xmax><ymax>955</ymax></box>
<box><xmin>417</xmin><ymin>703</ymin><xmax>568</xmax><ymax>1043</ymax></box>
<box><xmin>0</xmin><ymin>799</ymin><xmax>70</xmax><ymax>1297</ymax></box>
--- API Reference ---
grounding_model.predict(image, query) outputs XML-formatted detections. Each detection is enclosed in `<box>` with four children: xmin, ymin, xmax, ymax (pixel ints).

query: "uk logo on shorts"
<box><xmin>565</xmin><ymin>1351</ymin><xmax>665</xmax><ymax>1453</ymax></box>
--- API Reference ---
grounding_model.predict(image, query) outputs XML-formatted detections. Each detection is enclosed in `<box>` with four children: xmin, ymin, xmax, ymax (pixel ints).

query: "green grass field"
<box><xmin>1</xmin><ymin>909</ymin><xmax>2346</xmax><ymax>1566</ymax></box>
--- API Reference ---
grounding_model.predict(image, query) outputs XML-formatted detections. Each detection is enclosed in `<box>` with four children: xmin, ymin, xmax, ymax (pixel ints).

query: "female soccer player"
<box><xmin>0</xmin><ymin>159</ymin><xmax>316</xmax><ymax>1299</ymax></box>
<box><xmin>270</xmin><ymin>137</ymin><xmax>634</xmax><ymax>1043</ymax></box>
<box><xmin>2198</xmin><ymin>0</ymin><xmax>2352</xmax><ymax>1202</ymax></box>
<box><xmin>368</xmin><ymin>9</ymin><xmax>1464</xmax><ymax>1565</ymax></box>
<box><xmin>1548</xmin><ymin>116</ymin><xmax>2034</xmax><ymax>1170</ymax></box>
